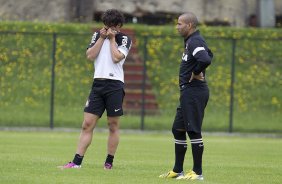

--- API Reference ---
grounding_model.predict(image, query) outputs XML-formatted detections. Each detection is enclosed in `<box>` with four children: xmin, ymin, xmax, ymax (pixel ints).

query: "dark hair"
<box><xmin>181</xmin><ymin>12</ymin><xmax>198</xmax><ymax>28</ymax></box>
<box><xmin>101</xmin><ymin>9</ymin><xmax>125</xmax><ymax>27</ymax></box>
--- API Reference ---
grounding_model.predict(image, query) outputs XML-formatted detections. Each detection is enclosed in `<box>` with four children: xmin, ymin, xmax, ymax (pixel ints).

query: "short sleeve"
<box><xmin>87</xmin><ymin>31</ymin><xmax>100</xmax><ymax>49</ymax></box>
<box><xmin>116</xmin><ymin>35</ymin><xmax>132</xmax><ymax>57</ymax></box>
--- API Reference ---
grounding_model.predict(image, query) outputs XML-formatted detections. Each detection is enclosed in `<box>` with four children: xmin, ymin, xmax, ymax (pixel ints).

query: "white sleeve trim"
<box><xmin>118</xmin><ymin>46</ymin><xmax>129</xmax><ymax>58</ymax></box>
<box><xmin>192</xmin><ymin>47</ymin><xmax>205</xmax><ymax>56</ymax></box>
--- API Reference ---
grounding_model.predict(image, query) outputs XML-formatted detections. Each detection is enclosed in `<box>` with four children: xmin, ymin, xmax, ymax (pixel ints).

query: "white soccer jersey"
<box><xmin>87</xmin><ymin>31</ymin><xmax>132</xmax><ymax>83</ymax></box>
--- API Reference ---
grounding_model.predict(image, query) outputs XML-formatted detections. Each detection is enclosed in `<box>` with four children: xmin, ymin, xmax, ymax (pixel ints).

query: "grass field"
<box><xmin>1</xmin><ymin>106</ymin><xmax>281</xmax><ymax>133</ymax></box>
<box><xmin>0</xmin><ymin>130</ymin><xmax>281</xmax><ymax>184</ymax></box>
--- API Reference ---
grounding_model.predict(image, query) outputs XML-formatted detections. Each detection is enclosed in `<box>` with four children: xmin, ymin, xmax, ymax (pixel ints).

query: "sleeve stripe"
<box><xmin>192</xmin><ymin>47</ymin><xmax>205</xmax><ymax>56</ymax></box>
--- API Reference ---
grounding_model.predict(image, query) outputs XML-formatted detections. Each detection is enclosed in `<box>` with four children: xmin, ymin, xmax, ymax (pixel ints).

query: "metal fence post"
<box><xmin>141</xmin><ymin>36</ymin><xmax>148</xmax><ymax>130</ymax></box>
<box><xmin>229</xmin><ymin>38</ymin><xmax>236</xmax><ymax>133</ymax></box>
<box><xmin>50</xmin><ymin>33</ymin><xmax>57</xmax><ymax>129</ymax></box>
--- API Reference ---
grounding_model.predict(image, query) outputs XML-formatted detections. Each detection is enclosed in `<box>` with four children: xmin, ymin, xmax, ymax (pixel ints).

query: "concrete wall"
<box><xmin>94</xmin><ymin>0</ymin><xmax>281</xmax><ymax>26</ymax></box>
<box><xmin>0</xmin><ymin>0</ymin><xmax>71</xmax><ymax>22</ymax></box>
<box><xmin>0</xmin><ymin>0</ymin><xmax>281</xmax><ymax>26</ymax></box>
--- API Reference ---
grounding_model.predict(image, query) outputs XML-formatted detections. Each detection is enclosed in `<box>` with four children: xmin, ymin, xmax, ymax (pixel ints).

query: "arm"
<box><xmin>189</xmin><ymin>51</ymin><xmax>211</xmax><ymax>82</ymax></box>
<box><xmin>189</xmin><ymin>72</ymin><xmax>205</xmax><ymax>82</ymax></box>
<box><xmin>189</xmin><ymin>50</ymin><xmax>212</xmax><ymax>82</ymax></box>
<box><xmin>86</xmin><ymin>28</ymin><xmax>107</xmax><ymax>61</ymax></box>
<box><xmin>192</xmin><ymin>48</ymin><xmax>212</xmax><ymax>75</ymax></box>
<box><xmin>108</xmin><ymin>28</ymin><xmax>125</xmax><ymax>63</ymax></box>
<box><xmin>189</xmin><ymin>39</ymin><xmax>213</xmax><ymax>82</ymax></box>
<box><xmin>86</xmin><ymin>37</ymin><xmax>105</xmax><ymax>60</ymax></box>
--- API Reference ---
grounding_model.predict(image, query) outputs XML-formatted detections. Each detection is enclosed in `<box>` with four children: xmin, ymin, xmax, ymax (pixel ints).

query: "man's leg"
<box><xmin>159</xmin><ymin>106</ymin><xmax>186</xmax><ymax>178</ymax></box>
<box><xmin>175</xmin><ymin>87</ymin><xmax>205</xmax><ymax>180</ymax></box>
<box><xmin>171</xmin><ymin>106</ymin><xmax>187</xmax><ymax>173</ymax></box>
<box><xmin>72</xmin><ymin>112</ymin><xmax>99</xmax><ymax>166</ymax></box>
<box><xmin>172</xmin><ymin>128</ymin><xmax>187</xmax><ymax>173</ymax></box>
<box><xmin>187</xmin><ymin>131</ymin><xmax>204</xmax><ymax>175</ymax></box>
<box><xmin>60</xmin><ymin>112</ymin><xmax>99</xmax><ymax>168</ymax></box>
<box><xmin>104</xmin><ymin>116</ymin><xmax>120</xmax><ymax>169</ymax></box>
<box><xmin>180</xmin><ymin>87</ymin><xmax>206</xmax><ymax>175</ymax></box>
<box><xmin>75</xmin><ymin>112</ymin><xmax>100</xmax><ymax>156</ymax></box>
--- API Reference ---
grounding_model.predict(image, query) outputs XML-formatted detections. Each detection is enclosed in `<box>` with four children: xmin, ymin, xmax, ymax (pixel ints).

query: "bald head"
<box><xmin>179</xmin><ymin>12</ymin><xmax>198</xmax><ymax>28</ymax></box>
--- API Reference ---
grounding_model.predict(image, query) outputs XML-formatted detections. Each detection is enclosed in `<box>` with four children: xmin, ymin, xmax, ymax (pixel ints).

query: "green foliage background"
<box><xmin>0</xmin><ymin>21</ymin><xmax>281</xmax><ymax>132</ymax></box>
<box><xmin>134</xmin><ymin>25</ymin><xmax>281</xmax><ymax>132</ymax></box>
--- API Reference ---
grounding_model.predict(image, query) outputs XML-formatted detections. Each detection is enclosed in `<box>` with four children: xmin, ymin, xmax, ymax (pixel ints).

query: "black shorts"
<box><xmin>172</xmin><ymin>84</ymin><xmax>209</xmax><ymax>133</ymax></box>
<box><xmin>84</xmin><ymin>79</ymin><xmax>125</xmax><ymax>117</ymax></box>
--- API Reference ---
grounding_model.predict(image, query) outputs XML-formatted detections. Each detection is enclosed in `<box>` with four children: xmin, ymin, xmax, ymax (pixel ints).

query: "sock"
<box><xmin>72</xmin><ymin>153</ymin><xmax>84</xmax><ymax>165</ymax></box>
<box><xmin>172</xmin><ymin>128</ymin><xmax>187</xmax><ymax>173</ymax></box>
<box><xmin>188</xmin><ymin>131</ymin><xmax>204</xmax><ymax>175</ymax></box>
<box><xmin>105</xmin><ymin>154</ymin><xmax>114</xmax><ymax>164</ymax></box>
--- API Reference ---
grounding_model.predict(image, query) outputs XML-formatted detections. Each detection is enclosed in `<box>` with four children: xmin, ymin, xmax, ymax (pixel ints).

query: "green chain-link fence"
<box><xmin>0</xmin><ymin>31</ymin><xmax>281</xmax><ymax>133</ymax></box>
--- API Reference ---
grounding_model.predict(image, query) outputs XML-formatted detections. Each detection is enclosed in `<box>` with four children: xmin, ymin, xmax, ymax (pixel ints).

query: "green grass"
<box><xmin>1</xmin><ymin>106</ymin><xmax>281</xmax><ymax>134</ymax></box>
<box><xmin>0</xmin><ymin>130</ymin><xmax>281</xmax><ymax>184</ymax></box>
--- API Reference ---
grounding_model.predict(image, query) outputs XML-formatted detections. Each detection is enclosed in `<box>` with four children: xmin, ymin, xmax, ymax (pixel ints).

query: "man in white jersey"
<box><xmin>59</xmin><ymin>9</ymin><xmax>132</xmax><ymax>170</ymax></box>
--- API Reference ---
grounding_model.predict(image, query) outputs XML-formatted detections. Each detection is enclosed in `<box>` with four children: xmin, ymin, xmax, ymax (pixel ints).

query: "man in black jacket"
<box><xmin>160</xmin><ymin>12</ymin><xmax>213</xmax><ymax>180</ymax></box>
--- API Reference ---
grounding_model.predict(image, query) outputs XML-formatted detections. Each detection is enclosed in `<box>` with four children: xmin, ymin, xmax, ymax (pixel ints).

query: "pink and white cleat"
<box><xmin>104</xmin><ymin>163</ymin><xmax>113</xmax><ymax>170</ymax></box>
<box><xmin>58</xmin><ymin>162</ymin><xmax>81</xmax><ymax>169</ymax></box>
